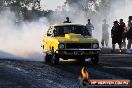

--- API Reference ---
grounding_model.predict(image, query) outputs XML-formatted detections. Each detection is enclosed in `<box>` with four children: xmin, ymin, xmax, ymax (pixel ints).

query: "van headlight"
<box><xmin>93</xmin><ymin>44</ymin><xmax>99</xmax><ymax>49</ymax></box>
<box><xmin>59</xmin><ymin>44</ymin><xmax>65</xmax><ymax>49</ymax></box>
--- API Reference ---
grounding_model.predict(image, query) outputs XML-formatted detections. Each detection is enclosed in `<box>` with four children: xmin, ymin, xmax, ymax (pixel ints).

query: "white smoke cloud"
<box><xmin>108</xmin><ymin>0</ymin><xmax>132</xmax><ymax>23</ymax></box>
<box><xmin>40</xmin><ymin>0</ymin><xmax>66</xmax><ymax>11</ymax></box>
<box><xmin>0</xmin><ymin>9</ymin><xmax>49</xmax><ymax>61</ymax></box>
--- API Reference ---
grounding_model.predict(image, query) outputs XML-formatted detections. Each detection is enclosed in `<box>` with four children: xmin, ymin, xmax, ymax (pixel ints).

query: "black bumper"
<box><xmin>55</xmin><ymin>49</ymin><xmax>100</xmax><ymax>59</ymax></box>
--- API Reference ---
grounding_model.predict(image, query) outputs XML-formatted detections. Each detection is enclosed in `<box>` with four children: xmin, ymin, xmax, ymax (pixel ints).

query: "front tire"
<box><xmin>51</xmin><ymin>53</ymin><xmax>59</xmax><ymax>65</ymax></box>
<box><xmin>45</xmin><ymin>53</ymin><xmax>51</xmax><ymax>63</ymax></box>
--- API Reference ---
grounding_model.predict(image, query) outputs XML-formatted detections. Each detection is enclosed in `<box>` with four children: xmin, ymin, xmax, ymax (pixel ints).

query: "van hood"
<box><xmin>53</xmin><ymin>34</ymin><xmax>99</xmax><ymax>43</ymax></box>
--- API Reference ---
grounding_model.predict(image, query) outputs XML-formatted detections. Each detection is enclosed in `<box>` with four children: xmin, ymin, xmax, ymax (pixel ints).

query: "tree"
<box><xmin>2</xmin><ymin>0</ymin><xmax>40</xmax><ymax>10</ymax></box>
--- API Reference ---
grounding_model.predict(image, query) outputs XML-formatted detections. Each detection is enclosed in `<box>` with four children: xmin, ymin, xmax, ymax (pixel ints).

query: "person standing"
<box><xmin>101</xmin><ymin>19</ymin><xmax>109</xmax><ymax>48</ymax></box>
<box><xmin>86</xmin><ymin>19</ymin><xmax>94</xmax><ymax>36</ymax></box>
<box><xmin>126</xmin><ymin>16</ymin><xmax>132</xmax><ymax>54</ymax></box>
<box><xmin>119</xmin><ymin>19</ymin><xmax>127</xmax><ymax>49</ymax></box>
<box><xmin>111</xmin><ymin>21</ymin><xmax>123</xmax><ymax>53</ymax></box>
<box><xmin>63</xmin><ymin>17</ymin><xmax>71</xmax><ymax>23</ymax></box>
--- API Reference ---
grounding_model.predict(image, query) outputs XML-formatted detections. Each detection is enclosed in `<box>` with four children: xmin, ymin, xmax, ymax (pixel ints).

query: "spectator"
<box><xmin>119</xmin><ymin>19</ymin><xmax>127</xmax><ymax>49</ymax></box>
<box><xmin>126</xmin><ymin>16</ymin><xmax>132</xmax><ymax>54</ymax></box>
<box><xmin>63</xmin><ymin>17</ymin><xmax>71</xmax><ymax>23</ymax></box>
<box><xmin>101</xmin><ymin>19</ymin><xmax>109</xmax><ymax>48</ymax></box>
<box><xmin>86</xmin><ymin>19</ymin><xmax>94</xmax><ymax>36</ymax></box>
<box><xmin>111</xmin><ymin>21</ymin><xmax>123</xmax><ymax>53</ymax></box>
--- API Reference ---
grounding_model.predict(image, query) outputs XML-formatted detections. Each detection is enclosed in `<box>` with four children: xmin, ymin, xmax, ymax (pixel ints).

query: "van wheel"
<box><xmin>91</xmin><ymin>54</ymin><xmax>99</xmax><ymax>65</ymax></box>
<box><xmin>45</xmin><ymin>53</ymin><xmax>51</xmax><ymax>63</ymax></box>
<box><xmin>51</xmin><ymin>53</ymin><xmax>59</xmax><ymax>65</ymax></box>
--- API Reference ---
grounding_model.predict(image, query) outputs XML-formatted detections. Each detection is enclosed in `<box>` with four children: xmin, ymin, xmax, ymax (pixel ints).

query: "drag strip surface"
<box><xmin>0</xmin><ymin>54</ymin><xmax>132</xmax><ymax>88</ymax></box>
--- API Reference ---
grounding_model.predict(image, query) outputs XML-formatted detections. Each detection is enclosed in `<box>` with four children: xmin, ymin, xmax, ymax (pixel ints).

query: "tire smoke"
<box><xmin>0</xmin><ymin>9</ymin><xmax>48</xmax><ymax>61</ymax></box>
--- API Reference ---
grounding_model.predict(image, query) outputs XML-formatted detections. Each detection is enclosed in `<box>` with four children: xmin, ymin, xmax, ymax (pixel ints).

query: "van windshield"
<box><xmin>54</xmin><ymin>25</ymin><xmax>90</xmax><ymax>36</ymax></box>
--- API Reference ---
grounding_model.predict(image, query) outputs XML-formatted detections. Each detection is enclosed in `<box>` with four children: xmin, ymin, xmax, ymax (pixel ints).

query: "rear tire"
<box><xmin>91</xmin><ymin>54</ymin><xmax>99</xmax><ymax>65</ymax></box>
